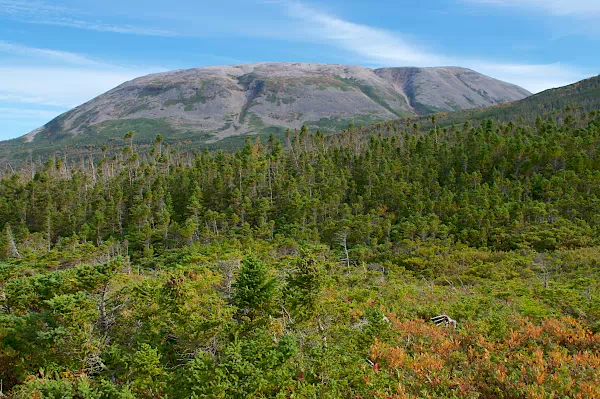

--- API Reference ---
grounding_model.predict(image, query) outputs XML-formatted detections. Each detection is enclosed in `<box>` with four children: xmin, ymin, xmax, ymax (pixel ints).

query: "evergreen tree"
<box><xmin>232</xmin><ymin>256</ymin><xmax>276</xmax><ymax>321</ymax></box>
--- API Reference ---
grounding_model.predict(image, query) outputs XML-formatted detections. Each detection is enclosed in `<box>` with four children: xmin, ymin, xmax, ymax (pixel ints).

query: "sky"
<box><xmin>0</xmin><ymin>0</ymin><xmax>598</xmax><ymax>140</ymax></box>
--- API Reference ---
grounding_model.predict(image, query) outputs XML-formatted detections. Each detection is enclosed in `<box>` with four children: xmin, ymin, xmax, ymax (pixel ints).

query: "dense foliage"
<box><xmin>1</xmin><ymin>107</ymin><xmax>600</xmax><ymax>398</ymax></box>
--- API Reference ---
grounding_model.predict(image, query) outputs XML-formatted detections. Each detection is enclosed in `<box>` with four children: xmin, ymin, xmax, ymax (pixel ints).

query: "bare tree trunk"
<box><xmin>99</xmin><ymin>283</ymin><xmax>108</xmax><ymax>332</ymax></box>
<box><xmin>267</xmin><ymin>159</ymin><xmax>273</xmax><ymax>204</ymax></box>
<box><xmin>337</xmin><ymin>231</ymin><xmax>350</xmax><ymax>268</ymax></box>
<box><xmin>46</xmin><ymin>213</ymin><xmax>52</xmax><ymax>251</ymax></box>
<box><xmin>5</xmin><ymin>225</ymin><xmax>20</xmax><ymax>259</ymax></box>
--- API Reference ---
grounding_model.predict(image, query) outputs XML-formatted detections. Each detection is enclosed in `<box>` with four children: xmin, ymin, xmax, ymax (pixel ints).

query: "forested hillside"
<box><xmin>1</xmin><ymin>107</ymin><xmax>600</xmax><ymax>398</ymax></box>
<box><xmin>407</xmin><ymin>74</ymin><xmax>600</xmax><ymax>131</ymax></box>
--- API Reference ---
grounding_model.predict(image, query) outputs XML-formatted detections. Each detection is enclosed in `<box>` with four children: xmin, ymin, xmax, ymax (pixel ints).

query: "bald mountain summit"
<box><xmin>22</xmin><ymin>63</ymin><xmax>529</xmax><ymax>146</ymax></box>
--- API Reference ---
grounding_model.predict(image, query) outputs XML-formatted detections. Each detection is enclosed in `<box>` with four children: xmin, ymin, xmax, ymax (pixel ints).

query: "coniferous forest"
<box><xmin>2</xmin><ymin>108</ymin><xmax>600</xmax><ymax>398</ymax></box>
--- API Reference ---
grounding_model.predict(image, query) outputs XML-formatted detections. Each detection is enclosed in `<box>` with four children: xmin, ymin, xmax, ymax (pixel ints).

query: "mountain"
<box><xmin>20</xmin><ymin>63</ymin><xmax>529</xmax><ymax>147</ymax></box>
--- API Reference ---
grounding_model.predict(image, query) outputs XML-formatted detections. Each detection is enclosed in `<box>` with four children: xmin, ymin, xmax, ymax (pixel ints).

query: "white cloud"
<box><xmin>0</xmin><ymin>38</ymin><xmax>166</xmax><ymax>139</ymax></box>
<box><xmin>0</xmin><ymin>39</ymin><xmax>163</xmax><ymax>111</ymax></box>
<box><xmin>286</xmin><ymin>3</ymin><xmax>443</xmax><ymax>66</ymax></box>
<box><xmin>469</xmin><ymin>62</ymin><xmax>585</xmax><ymax>94</ymax></box>
<box><xmin>30</xmin><ymin>17</ymin><xmax>178</xmax><ymax>37</ymax></box>
<box><xmin>0</xmin><ymin>0</ymin><xmax>177</xmax><ymax>36</ymax></box>
<box><xmin>0</xmin><ymin>65</ymin><xmax>156</xmax><ymax>139</ymax></box>
<box><xmin>0</xmin><ymin>41</ymin><xmax>163</xmax><ymax>141</ymax></box>
<box><xmin>0</xmin><ymin>66</ymin><xmax>153</xmax><ymax>109</ymax></box>
<box><xmin>0</xmin><ymin>93</ymin><xmax>69</xmax><ymax>108</ymax></box>
<box><xmin>0</xmin><ymin>41</ymin><xmax>103</xmax><ymax>66</ymax></box>
<box><xmin>281</xmin><ymin>2</ymin><xmax>591</xmax><ymax>93</ymax></box>
<box><xmin>463</xmin><ymin>0</ymin><xmax>600</xmax><ymax>16</ymax></box>
<box><xmin>0</xmin><ymin>107</ymin><xmax>62</xmax><ymax>119</ymax></box>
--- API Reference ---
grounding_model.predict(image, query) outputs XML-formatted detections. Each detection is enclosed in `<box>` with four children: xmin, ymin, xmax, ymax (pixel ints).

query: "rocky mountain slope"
<box><xmin>374</xmin><ymin>67</ymin><xmax>530</xmax><ymax>114</ymax></box>
<box><xmin>23</xmin><ymin>63</ymin><xmax>530</xmax><ymax>145</ymax></box>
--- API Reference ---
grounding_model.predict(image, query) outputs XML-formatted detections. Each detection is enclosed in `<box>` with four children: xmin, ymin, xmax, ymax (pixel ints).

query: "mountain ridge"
<box><xmin>21</xmin><ymin>62</ymin><xmax>530</xmax><ymax>144</ymax></box>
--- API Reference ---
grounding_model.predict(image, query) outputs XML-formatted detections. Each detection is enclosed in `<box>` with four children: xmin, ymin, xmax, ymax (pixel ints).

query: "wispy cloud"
<box><xmin>0</xmin><ymin>40</ymin><xmax>103</xmax><ymax>66</ymax></box>
<box><xmin>286</xmin><ymin>3</ymin><xmax>443</xmax><ymax>66</ymax></box>
<box><xmin>31</xmin><ymin>18</ymin><xmax>178</xmax><ymax>37</ymax></box>
<box><xmin>0</xmin><ymin>39</ymin><xmax>165</xmax><ymax>109</ymax></box>
<box><xmin>0</xmin><ymin>0</ymin><xmax>177</xmax><ymax>36</ymax></box>
<box><xmin>463</xmin><ymin>0</ymin><xmax>600</xmax><ymax>16</ymax></box>
<box><xmin>0</xmin><ymin>66</ymin><xmax>148</xmax><ymax>108</ymax></box>
<box><xmin>0</xmin><ymin>107</ymin><xmax>62</xmax><ymax>119</ymax></box>
<box><xmin>280</xmin><ymin>2</ymin><xmax>591</xmax><ymax>92</ymax></box>
<box><xmin>0</xmin><ymin>41</ymin><xmax>163</xmax><ymax>140</ymax></box>
<box><xmin>465</xmin><ymin>62</ymin><xmax>586</xmax><ymax>94</ymax></box>
<box><xmin>0</xmin><ymin>65</ymin><xmax>157</xmax><ymax>139</ymax></box>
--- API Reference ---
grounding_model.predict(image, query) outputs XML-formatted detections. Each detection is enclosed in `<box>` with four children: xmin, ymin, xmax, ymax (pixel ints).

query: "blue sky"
<box><xmin>0</xmin><ymin>0</ymin><xmax>598</xmax><ymax>140</ymax></box>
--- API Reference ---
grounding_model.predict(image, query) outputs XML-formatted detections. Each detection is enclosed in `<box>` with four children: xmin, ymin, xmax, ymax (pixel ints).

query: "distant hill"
<box><xmin>408</xmin><ymin>74</ymin><xmax>600</xmax><ymax>130</ymax></box>
<box><xmin>0</xmin><ymin>62</ymin><xmax>529</xmax><ymax>162</ymax></box>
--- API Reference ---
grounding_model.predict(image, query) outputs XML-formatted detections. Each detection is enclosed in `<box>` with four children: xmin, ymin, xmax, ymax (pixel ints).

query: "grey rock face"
<box><xmin>374</xmin><ymin>66</ymin><xmax>532</xmax><ymax>113</ymax></box>
<box><xmin>26</xmin><ymin>63</ymin><xmax>531</xmax><ymax>142</ymax></box>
